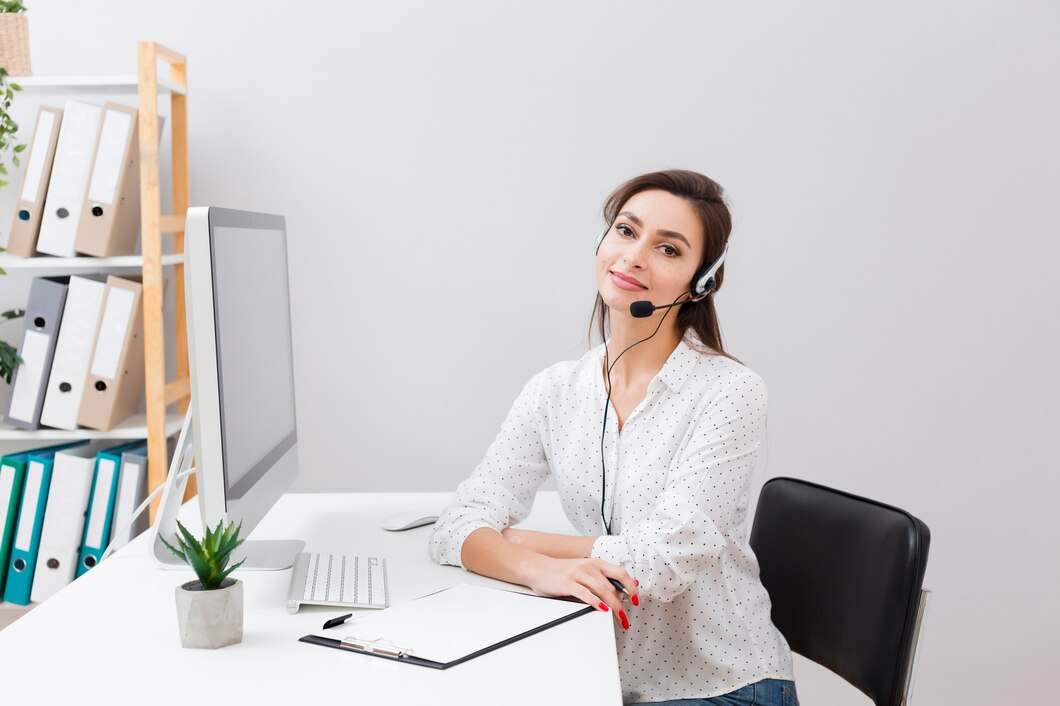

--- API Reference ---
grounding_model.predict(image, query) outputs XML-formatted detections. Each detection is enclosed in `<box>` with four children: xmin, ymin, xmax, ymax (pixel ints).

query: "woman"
<box><xmin>429</xmin><ymin>170</ymin><xmax>797</xmax><ymax>705</ymax></box>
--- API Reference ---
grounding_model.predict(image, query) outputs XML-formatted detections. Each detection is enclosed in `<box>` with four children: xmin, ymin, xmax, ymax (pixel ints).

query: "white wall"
<box><xmin>2</xmin><ymin>2</ymin><xmax>1056</xmax><ymax>704</ymax></box>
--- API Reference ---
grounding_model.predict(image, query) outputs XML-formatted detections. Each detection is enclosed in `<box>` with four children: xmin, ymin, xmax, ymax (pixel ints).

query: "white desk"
<box><xmin>0</xmin><ymin>492</ymin><xmax>622</xmax><ymax>705</ymax></box>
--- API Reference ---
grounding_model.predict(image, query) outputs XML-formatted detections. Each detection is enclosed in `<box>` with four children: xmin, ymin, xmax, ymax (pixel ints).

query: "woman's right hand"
<box><xmin>526</xmin><ymin>556</ymin><xmax>638</xmax><ymax>630</ymax></box>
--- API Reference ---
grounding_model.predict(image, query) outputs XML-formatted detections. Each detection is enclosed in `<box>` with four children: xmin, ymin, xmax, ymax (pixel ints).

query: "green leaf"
<box><xmin>12</xmin><ymin>156</ymin><xmax>18</xmax><ymax>167</ymax></box>
<box><xmin>159</xmin><ymin>533</ymin><xmax>187</xmax><ymax>563</ymax></box>
<box><xmin>13</xmin><ymin>142</ymin><xmax>25</xmax><ymax>152</ymax></box>
<box><xmin>215</xmin><ymin>558</ymin><xmax>246</xmax><ymax>586</ymax></box>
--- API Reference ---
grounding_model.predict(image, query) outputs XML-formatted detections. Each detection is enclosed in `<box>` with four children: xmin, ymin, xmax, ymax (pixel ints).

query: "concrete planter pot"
<box><xmin>175</xmin><ymin>578</ymin><xmax>243</xmax><ymax>649</ymax></box>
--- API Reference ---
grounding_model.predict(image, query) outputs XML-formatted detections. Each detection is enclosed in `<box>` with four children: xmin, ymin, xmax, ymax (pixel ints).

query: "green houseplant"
<box><xmin>161</xmin><ymin>519</ymin><xmax>246</xmax><ymax>649</ymax></box>
<box><xmin>0</xmin><ymin>66</ymin><xmax>25</xmax><ymax>382</ymax></box>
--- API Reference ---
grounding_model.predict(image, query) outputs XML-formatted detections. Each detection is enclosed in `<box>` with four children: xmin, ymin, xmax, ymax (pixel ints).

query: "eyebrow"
<box><xmin>617</xmin><ymin>211</ymin><xmax>691</xmax><ymax>249</ymax></box>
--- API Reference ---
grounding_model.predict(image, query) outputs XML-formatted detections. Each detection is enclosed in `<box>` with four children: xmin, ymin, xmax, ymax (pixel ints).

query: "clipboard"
<box><xmin>298</xmin><ymin>583</ymin><xmax>596</xmax><ymax>669</ymax></box>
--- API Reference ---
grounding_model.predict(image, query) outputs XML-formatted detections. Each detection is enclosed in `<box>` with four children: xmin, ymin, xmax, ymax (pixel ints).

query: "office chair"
<box><xmin>749</xmin><ymin>477</ymin><xmax>931</xmax><ymax>706</ymax></box>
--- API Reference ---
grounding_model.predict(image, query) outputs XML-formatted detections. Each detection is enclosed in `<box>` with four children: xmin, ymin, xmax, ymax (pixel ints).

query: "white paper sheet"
<box><xmin>335</xmin><ymin>583</ymin><xmax>589</xmax><ymax>664</ymax></box>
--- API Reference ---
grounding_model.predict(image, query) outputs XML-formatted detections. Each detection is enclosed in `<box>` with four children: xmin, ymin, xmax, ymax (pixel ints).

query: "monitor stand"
<box><xmin>151</xmin><ymin>409</ymin><xmax>304</xmax><ymax>571</ymax></box>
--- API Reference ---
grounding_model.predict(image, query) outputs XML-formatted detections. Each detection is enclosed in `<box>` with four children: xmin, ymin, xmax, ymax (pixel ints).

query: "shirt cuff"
<box><xmin>448</xmin><ymin>521</ymin><xmax>498</xmax><ymax>570</ymax></box>
<box><xmin>591</xmin><ymin>534</ymin><xmax>633</xmax><ymax>567</ymax></box>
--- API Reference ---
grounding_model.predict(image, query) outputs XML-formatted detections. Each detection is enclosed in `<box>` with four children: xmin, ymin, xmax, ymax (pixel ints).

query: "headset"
<box><xmin>595</xmin><ymin>218</ymin><xmax>729</xmax><ymax>533</ymax></box>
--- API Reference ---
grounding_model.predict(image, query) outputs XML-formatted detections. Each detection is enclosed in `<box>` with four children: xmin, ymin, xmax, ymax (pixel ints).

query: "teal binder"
<box><xmin>0</xmin><ymin>451</ymin><xmax>32</xmax><ymax>599</ymax></box>
<box><xmin>2</xmin><ymin>441</ymin><xmax>88</xmax><ymax>605</ymax></box>
<box><xmin>76</xmin><ymin>440</ymin><xmax>145</xmax><ymax>577</ymax></box>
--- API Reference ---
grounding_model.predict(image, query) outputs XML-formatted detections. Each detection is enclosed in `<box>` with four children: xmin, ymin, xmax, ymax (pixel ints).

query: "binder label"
<box><xmin>14</xmin><ymin>461</ymin><xmax>45</xmax><ymax>553</ymax></box>
<box><xmin>21</xmin><ymin>110</ymin><xmax>57</xmax><ymax>203</ymax></box>
<box><xmin>8</xmin><ymin>330</ymin><xmax>49</xmax><ymax>422</ymax></box>
<box><xmin>87</xmin><ymin>109</ymin><xmax>133</xmax><ymax>206</ymax></box>
<box><xmin>90</xmin><ymin>287</ymin><xmax>135</xmax><ymax>380</ymax></box>
<box><xmin>84</xmin><ymin>458</ymin><xmax>117</xmax><ymax>548</ymax></box>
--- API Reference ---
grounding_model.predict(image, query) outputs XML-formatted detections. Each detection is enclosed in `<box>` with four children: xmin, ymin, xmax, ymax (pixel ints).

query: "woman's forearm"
<box><xmin>503</xmin><ymin>528</ymin><xmax>597</xmax><ymax>559</ymax></box>
<box><xmin>460</xmin><ymin>527</ymin><xmax>549</xmax><ymax>587</ymax></box>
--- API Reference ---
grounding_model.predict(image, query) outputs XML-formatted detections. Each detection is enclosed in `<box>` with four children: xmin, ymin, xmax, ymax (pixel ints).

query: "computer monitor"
<box><xmin>179</xmin><ymin>206</ymin><xmax>304</xmax><ymax>569</ymax></box>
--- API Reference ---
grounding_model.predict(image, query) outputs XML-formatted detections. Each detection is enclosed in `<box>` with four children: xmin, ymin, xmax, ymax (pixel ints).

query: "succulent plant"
<box><xmin>160</xmin><ymin>519</ymin><xmax>246</xmax><ymax>590</ymax></box>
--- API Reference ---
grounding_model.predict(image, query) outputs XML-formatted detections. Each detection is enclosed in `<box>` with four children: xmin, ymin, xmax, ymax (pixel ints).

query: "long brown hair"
<box><xmin>590</xmin><ymin>169</ymin><xmax>743</xmax><ymax>365</ymax></box>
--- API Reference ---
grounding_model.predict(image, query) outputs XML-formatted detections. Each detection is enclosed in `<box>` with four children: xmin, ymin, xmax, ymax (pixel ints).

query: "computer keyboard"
<box><xmin>286</xmin><ymin>552</ymin><xmax>389</xmax><ymax>614</ymax></box>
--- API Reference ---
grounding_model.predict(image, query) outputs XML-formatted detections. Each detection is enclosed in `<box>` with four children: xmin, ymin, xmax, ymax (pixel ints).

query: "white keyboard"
<box><xmin>286</xmin><ymin>553</ymin><xmax>389</xmax><ymax>614</ymax></box>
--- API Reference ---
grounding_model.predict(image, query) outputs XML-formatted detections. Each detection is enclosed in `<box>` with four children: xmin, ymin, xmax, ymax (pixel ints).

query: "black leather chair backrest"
<box><xmin>749</xmin><ymin>477</ymin><xmax>930</xmax><ymax>706</ymax></box>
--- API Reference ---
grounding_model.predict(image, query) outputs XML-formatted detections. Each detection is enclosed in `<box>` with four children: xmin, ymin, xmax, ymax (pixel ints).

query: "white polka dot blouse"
<box><xmin>429</xmin><ymin>335</ymin><xmax>794</xmax><ymax>704</ymax></box>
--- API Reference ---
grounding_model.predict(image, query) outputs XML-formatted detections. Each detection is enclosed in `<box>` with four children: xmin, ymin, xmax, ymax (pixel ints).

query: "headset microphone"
<box><xmin>630</xmin><ymin>300</ymin><xmax>679</xmax><ymax>318</ymax></box>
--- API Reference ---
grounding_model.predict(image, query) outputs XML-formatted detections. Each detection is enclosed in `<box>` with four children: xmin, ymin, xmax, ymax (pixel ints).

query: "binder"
<box><xmin>107</xmin><ymin>441</ymin><xmax>149</xmax><ymax>552</ymax></box>
<box><xmin>5</xmin><ymin>106</ymin><xmax>64</xmax><ymax>257</ymax></box>
<box><xmin>29</xmin><ymin>444</ymin><xmax>103</xmax><ymax>602</ymax></box>
<box><xmin>2</xmin><ymin>441</ymin><xmax>88</xmax><ymax>605</ymax></box>
<box><xmin>77</xmin><ymin>276</ymin><xmax>145</xmax><ymax>431</ymax></box>
<box><xmin>4</xmin><ymin>276</ymin><xmax>70</xmax><ymax>430</ymax></box>
<box><xmin>76</xmin><ymin>440</ymin><xmax>144</xmax><ymax>577</ymax></box>
<box><xmin>36</xmin><ymin>99</ymin><xmax>103</xmax><ymax>257</ymax></box>
<box><xmin>299</xmin><ymin>583</ymin><xmax>594</xmax><ymax>669</ymax></box>
<box><xmin>0</xmin><ymin>451</ymin><xmax>31</xmax><ymax>598</ymax></box>
<box><xmin>38</xmin><ymin>275</ymin><xmax>107</xmax><ymax>430</ymax></box>
<box><xmin>74</xmin><ymin>103</ymin><xmax>142</xmax><ymax>257</ymax></box>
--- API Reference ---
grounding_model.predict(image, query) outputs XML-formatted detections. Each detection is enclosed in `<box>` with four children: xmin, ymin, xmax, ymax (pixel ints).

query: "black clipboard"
<box><xmin>298</xmin><ymin>584</ymin><xmax>596</xmax><ymax>670</ymax></box>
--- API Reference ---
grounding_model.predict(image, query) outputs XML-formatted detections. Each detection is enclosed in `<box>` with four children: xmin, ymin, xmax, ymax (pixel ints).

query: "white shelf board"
<box><xmin>0</xmin><ymin>253</ymin><xmax>183</xmax><ymax>272</ymax></box>
<box><xmin>0</xmin><ymin>412</ymin><xmax>183</xmax><ymax>441</ymax></box>
<box><xmin>8</xmin><ymin>75</ymin><xmax>186</xmax><ymax>96</ymax></box>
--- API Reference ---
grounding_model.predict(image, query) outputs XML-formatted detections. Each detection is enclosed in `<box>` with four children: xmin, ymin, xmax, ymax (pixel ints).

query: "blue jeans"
<box><xmin>629</xmin><ymin>678</ymin><xmax>799</xmax><ymax>706</ymax></box>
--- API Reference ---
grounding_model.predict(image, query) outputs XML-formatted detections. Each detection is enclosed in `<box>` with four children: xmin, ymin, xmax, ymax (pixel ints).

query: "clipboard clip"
<box><xmin>339</xmin><ymin>636</ymin><xmax>412</xmax><ymax>659</ymax></box>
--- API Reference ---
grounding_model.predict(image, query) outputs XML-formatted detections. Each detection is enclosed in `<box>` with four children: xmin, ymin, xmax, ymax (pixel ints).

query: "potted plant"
<box><xmin>0</xmin><ymin>2</ymin><xmax>30</xmax><ymax>76</ymax></box>
<box><xmin>160</xmin><ymin>519</ymin><xmax>246</xmax><ymax>649</ymax></box>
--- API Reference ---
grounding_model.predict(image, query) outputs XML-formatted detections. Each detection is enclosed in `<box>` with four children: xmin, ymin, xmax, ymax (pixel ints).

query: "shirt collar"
<box><xmin>592</xmin><ymin>334</ymin><xmax>705</xmax><ymax>395</ymax></box>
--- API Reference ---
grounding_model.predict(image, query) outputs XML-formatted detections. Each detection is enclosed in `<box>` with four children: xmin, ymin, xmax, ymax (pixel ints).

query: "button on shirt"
<box><xmin>428</xmin><ymin>336</ymin><xmax>794</xmax><ymax>704</ymax></box>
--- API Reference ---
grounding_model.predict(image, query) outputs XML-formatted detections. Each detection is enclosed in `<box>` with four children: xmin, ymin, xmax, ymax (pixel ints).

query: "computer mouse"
<box><xmin>381</xmin><ymin>511</ymin><xmax>439</xmax><ymax>532</ymax></box>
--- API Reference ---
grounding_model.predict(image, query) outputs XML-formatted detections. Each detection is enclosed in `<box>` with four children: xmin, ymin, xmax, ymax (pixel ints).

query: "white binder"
<box><xmin>29</xmin><ymin>444</ymin><xmax>101</xmax><ymax>602</ymax></box>
<box><xmin>36</xmin><ymin>100</ymin><xmax>102</xmax><ymax>257</ymax></box>
<box><xmin>108</xmin><ymin>443</ymin><xmax>148</xmax><ymax>551</ymax></box>
<box><xmin>39</xmin><ymin>275</ymin><xmax>107</xmax><ymax>430</ymax></box>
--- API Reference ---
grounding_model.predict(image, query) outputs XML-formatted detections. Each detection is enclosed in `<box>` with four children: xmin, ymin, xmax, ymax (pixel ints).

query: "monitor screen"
<box><xmin>209</xmin><ymin>224</ymin><xmax>297</xmax><ymax>502</ymax></box>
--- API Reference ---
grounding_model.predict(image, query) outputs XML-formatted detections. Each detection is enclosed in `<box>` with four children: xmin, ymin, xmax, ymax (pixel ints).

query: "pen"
<box><xmin>608</xmin><ymin>578</ymin><xmax>639</xmax><ymax>606</ymax></box>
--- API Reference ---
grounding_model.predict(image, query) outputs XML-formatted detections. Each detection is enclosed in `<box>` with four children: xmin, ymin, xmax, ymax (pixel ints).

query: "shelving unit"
<box><xmin>0</xmin><ymin>42</ymin><xmax>191</xmax><ymax>626</ymax></box>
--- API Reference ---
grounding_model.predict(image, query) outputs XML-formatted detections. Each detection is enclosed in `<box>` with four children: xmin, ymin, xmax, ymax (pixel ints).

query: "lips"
<box><xmin>609</xmin><ymin>270</ymin><xmax>647</xmax><ymax>291</ymax></box>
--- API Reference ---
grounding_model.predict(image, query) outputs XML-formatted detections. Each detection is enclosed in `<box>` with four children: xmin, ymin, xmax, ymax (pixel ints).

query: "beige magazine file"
<box><xmin>6</xmin><ymin>106</ymin><xmax>64</xmax><ymax>257</ymax></box>
<box><xmin>77</xmin><ymin>275</ymin><xmax>145</xmax><ymax>430</ymax></box>
<box><xmin>74</xmin><ymin>103</ymin><xmax>159</xmax><ymax>257</ymax></box>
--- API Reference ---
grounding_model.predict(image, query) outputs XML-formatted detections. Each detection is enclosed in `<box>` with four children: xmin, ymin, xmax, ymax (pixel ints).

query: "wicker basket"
<box><xmin>0</xmin><ymin>14</ymin><xmax>31</xmax><ymax>76</ymax></box>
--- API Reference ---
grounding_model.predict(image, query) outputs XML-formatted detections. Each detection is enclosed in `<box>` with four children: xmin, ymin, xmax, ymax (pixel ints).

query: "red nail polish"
<box><xmin>598</xmin><ymin>602</ymin><xmax>609</xmax><ymax>612</ymax></box>
<box><xmin>635</xmin><ymin>579</ymin><xmax>639</xmax><ymax>587</ymax></box>
<box><xmin>621</xmin><ymin>612</ymin><xmax>630</xmax><ymax>630</ymax></box>
<box><xmin>631</xmin><ymin>594</ymin><xmax>639</xmax><ymax>607</ymax></box>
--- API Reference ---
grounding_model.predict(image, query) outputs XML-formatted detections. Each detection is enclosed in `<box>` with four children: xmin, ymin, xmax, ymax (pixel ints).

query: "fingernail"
<box><xmin>598</xmin><ymin>602</ymin><xmax>609</xmax><ymax>612</ymax></box>
<box><xmin>631</xmin><ymin>594</ymin><xmax>639</xmax><ymax>607</ymax></box>
<box><xmin>635</xmin><ymin>579</ymin><xmax>639</xmax><ymax>587</ymax></box>
<box><xmin>620</xmin><ymin>610</ymin><xmax>629</xmax><ymax>630</ymax></box>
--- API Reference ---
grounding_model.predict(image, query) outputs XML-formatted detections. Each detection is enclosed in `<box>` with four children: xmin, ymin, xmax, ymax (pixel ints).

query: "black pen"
<box><xmin>608</xmin><ymin>577</ymin><xmax>640</xmax><ymax>606</ymax></box>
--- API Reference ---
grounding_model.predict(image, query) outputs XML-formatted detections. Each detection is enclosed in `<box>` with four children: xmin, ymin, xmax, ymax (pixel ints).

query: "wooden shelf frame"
<box><xmin>138</xmin><ymin>41</ymin><xmax>192</xmax><ymax>522</ymax></box>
